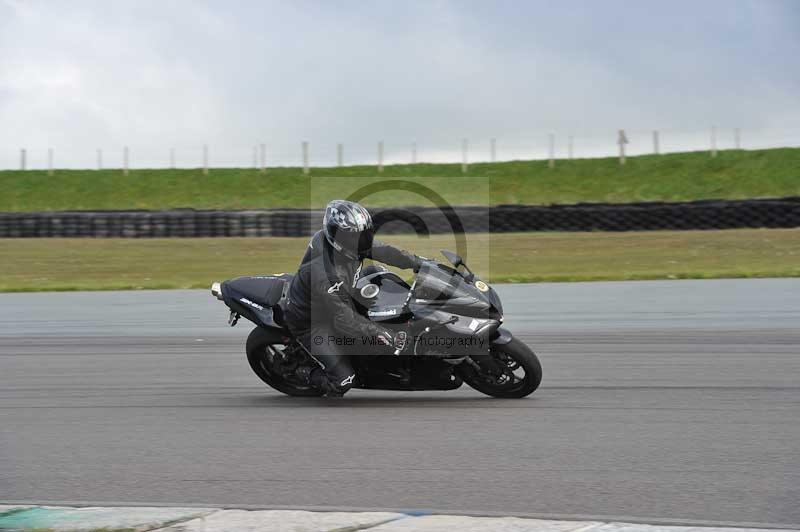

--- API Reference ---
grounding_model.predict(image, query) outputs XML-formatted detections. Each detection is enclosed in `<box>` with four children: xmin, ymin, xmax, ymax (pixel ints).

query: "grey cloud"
<box><xmin>1</xmin><ymin>0</ymin><xmax>798</xmax><ymax>168</ymax></box>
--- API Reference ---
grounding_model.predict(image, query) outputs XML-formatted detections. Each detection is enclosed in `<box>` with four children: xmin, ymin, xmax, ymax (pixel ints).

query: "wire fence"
<box><xmin>2</xmin><ymin>126</ymin><xmax>799</xmax><ymax>173</ymax></box>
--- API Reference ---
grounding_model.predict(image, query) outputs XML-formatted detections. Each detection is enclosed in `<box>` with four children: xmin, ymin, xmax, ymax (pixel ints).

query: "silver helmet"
<box><xmin>323</xmin><ymin>200</ymin><xmax>375</xmax><ymax>260</ymax></box>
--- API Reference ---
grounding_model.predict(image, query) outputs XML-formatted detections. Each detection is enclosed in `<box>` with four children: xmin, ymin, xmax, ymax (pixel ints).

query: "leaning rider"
<box><xmin>283</xmin><ymin>200</ymin><xmax>423</xmax><ymax>397</ymax></box>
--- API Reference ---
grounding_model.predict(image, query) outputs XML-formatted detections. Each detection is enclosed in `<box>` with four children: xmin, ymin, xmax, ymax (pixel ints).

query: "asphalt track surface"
<box><xmin>1</xmin><ymin>279</ymin><xmax>799</xmax><ymax>527</ymax></box>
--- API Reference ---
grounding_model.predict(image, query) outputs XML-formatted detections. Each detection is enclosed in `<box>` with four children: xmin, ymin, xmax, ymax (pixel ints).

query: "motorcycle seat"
<box><xmin>222</xmin><ymin>274</ymin><xmax>293</xmax><ymax>308</ymax></box>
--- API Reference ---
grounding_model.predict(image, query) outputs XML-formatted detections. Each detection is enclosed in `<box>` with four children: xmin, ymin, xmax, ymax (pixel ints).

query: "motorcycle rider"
<box><xmin>283</xmin><ymin>199</ymin><xmax>424</xmax><ymax>397</ymax></box>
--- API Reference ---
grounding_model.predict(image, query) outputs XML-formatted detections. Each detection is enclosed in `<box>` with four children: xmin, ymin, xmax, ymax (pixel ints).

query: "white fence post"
<box><xmin>490</xmin><ymin>138</ymin><xmax>496</xmax><ymax>163</ymax></box>
<box><xmin>97</xmin><ymin>149</ymin><xmax>103</xmax><ymax>170</ymax></box>
<box><xmin>20</xmin><ymin>148</ymin><xmax>26</xmax><ymax>171</ymax></box>
<box><xmin>618</xmin><ymin>130</ymin><xmax>628</xmax><ymax>165</ymax></box>
<box><xmin>170</xmin><ymin>148</ymin><xmax>175</xmax><ymax>169</ymax></box>
<box><xmin>259</xmin><ymin>143</ymin><xmax>266</xmax><ymax>173</ymax></box>
<box><xmin>735</xmin><ymin>128</ymin><xmax>741</xmax><ymax>150</ymax></box>
<box><xmin>461</xmin><ymin>138</ymin><xmax>468</xmax><ymax>173</ymax></box>
<box><xmin>47</xmin><ymin>148</ymin><xmax>54</xmax><ymax>176</ymax></box>
<box><xmin>711</xmin><ymin>126</ymin><xmax>718</xmax><ymax>157</ymax></box>
<box><xmin>653</xmin><ymin>130</ymin><xmax>660</xmax><ymax>155</ymax></box>
<box><xmin>302</xmin><ymin>141</ymin><xmax>309</xmax><ymax>175</ymax></box>
<box><xmin>123</xmin><ymin>146</ymin><xmax>130</xmax><ymax>176</ymax></box>
<box><xmin>378</xmin><ymin>141</ymin><xmax>384</xmax><ymax>173</ymax></box>
<box><xmin>568</xmin><ymin>135</ymin><xmax>574</xmax><ymax>160</ymax></box>
<box><xmin>411</xmin><ymin>141</ymin><xmax>417</xmax><ymax>164</ymax></box>
<box><xmin>202</xmin><ymin>144</ymin><xmax>209</xmax><ymax>175</ymax></box>
<box><xmin>548</xmin><ymin>134</ymin><xmax>555</xmax><ymax>169</ymax></box>
<box><xmin>337</xmin><ymin>143</ymin><xmax>343</xmax><ymax>167</ymax></box>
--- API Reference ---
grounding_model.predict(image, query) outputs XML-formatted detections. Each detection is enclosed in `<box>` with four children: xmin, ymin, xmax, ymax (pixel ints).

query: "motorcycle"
<box><xmin>210</xmin><ymin>250</ymin><xmax>541</xmax><ymax>398</ymax></box>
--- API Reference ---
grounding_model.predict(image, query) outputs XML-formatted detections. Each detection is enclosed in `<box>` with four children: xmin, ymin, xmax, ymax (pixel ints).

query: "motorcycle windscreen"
<box><xmin>412</xmin><ymin>262</ymin><xmax>478</xmax><ymax>302</ymax></box>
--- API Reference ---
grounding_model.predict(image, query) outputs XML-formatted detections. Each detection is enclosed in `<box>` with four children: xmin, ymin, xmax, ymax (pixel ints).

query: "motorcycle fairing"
<box><xmin>220</xmin><ymin>274</ymin><xmax>292</xmax><ymax>331</ymax></box>
<box><xmin>410</xmin><ymin>262</ymin><xmax>502</xmax><ymax>319</ymax></box>
<box><xmin>351</xmin><ymin>354</ymin><xmax>463</xmax><ymax>391</ymax></box>
<box><xmin>491</xmin><ymin>326</ymin><xmax>514</xmax><ymax>345</ymax></box>
<box><xmin>355</xmin><ymin>270</ymin><xmax>413</xmax><ymax>322</ymax></box>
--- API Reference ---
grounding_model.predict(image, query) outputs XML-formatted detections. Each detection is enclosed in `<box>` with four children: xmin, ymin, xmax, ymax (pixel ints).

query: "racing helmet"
<box><xmin>323</xmin><ymin>200</ymin><xmax>375</xmax><ymax>260</ymax></box>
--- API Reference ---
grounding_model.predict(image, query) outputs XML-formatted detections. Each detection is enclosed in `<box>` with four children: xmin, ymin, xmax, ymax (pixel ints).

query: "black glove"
<box><xmin>393</xmin><ymin>330</ymin><xmax>409</xmax><ymax>353</ymax></box>
<box><xmin>376</xmin><ymin>329</ymin><xmax>409</xmax><ymax>354</ymax></box>
<box><xmin>376</xmin><ymin>330</ymin><xmax>394</xmax><ymax>346</ymax></box>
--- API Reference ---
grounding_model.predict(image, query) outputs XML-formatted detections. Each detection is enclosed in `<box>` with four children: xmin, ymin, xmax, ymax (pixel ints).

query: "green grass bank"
<box><xmin>2</xmin><ymin>229</ymin><xmax>798</xmax><ymax>292</ymax></box>
<box><xmin>1</xmin><ymin>148</ymin><xmax>798</xmax><ymax>212</ymax></box>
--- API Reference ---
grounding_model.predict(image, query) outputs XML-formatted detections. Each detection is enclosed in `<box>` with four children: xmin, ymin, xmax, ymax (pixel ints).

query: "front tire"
<box><xmin>458</xmin><ymin>337</ymin><xmax>542</xmax><ymax>398</ymax></box>
<box><xmin>246</xmin><ymin>327</ymin><xmax>324</xmax><ymax>397</ymax></box>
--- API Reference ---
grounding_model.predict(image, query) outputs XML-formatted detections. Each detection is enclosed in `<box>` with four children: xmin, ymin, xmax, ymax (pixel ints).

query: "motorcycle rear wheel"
<box><xmin>459</xmin><ymin>337</ymin><xmax>542</xmax><ymax>398</ymax></box>
<box><xmin>246</xmin><ymin>327</ymin><xmax>324</xmax><ymax>397</ymax></box>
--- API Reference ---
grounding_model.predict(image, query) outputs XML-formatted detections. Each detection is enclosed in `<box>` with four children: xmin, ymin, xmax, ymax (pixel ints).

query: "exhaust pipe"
<box><xmin>211</xmin><ymin>282</ymin><xmax>223</xmax><ymax>301</ymax></box>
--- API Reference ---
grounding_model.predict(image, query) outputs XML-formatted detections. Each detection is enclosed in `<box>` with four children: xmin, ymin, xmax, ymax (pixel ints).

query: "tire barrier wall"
<box><xmin>0</xmin><ymin>197</ymin><xmax>798</xmax><ymax>238</ymax></box>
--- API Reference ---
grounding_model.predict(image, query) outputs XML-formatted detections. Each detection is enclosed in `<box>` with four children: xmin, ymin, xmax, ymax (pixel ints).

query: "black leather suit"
<box><xmin>283</xmin><ymin>230</ymin><xmax>420</xmax><ymax>394</ymax></box>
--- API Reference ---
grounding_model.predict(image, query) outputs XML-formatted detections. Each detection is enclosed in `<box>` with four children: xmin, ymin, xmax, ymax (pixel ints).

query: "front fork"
<box><xmin>467</xmin><ymin>327</ymin><xmax>515</xmax><ymax>376</ymax></box>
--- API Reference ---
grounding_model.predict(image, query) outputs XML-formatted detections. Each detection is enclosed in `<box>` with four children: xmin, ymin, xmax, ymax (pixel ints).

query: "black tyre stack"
<box><xmin>1</xmin><ymin>197</ymin><xmax>798</xmax><ymax>238</ymax></box>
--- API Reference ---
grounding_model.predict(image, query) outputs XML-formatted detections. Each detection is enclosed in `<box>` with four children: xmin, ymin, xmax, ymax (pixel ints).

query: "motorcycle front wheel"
<box><xmin>458</xmin><ymin>337</ymin><xmax>542</xmax><ymax>398</ymax></box>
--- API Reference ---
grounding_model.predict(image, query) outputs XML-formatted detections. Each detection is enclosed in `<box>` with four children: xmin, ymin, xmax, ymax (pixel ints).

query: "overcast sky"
<box><xmin>1</xmin><ymin>0</ymin><xmax>799</xmax><ymax>168</ymax></box>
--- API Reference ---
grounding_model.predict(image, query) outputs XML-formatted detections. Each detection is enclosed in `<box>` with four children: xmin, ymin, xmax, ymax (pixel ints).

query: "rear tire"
<box><xmin>246</xmin><ymin>327</ymin><xmax>324</xmax><ymax>397</ymax></box>
<box><xmin>458</xmin><ymin>337</ymin><xmax>542</xmax><ymax>398</ymax></box>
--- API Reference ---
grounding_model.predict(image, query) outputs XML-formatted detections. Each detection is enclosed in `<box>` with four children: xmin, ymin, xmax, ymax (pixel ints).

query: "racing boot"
<box><xmin>308</xmin><ymin>367</ymin><xmax>346</xmax><ymax>398</ymax></box>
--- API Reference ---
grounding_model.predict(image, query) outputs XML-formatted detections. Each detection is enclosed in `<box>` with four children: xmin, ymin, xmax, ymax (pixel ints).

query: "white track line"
<box><xmin>2</xmin><ymin>506</ymin><xmax>799</xmax><ymax>532</ymax></box>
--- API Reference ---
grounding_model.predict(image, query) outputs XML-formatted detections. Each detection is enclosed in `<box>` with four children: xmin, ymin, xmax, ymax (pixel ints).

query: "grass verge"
<box><xmin>1</xmin><ymin>229</ymin><xmax>798</xmax><ymax>292</ymax></box>
<box><xmin>0</xmin><ymin>148</ymin><xmax>798</xmax><ymax>211</ymax></box>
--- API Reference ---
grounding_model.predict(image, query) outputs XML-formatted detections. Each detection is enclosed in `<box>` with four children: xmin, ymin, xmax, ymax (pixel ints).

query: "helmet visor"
<box><xmin>357</xmin><ymin>228</ymin><xmax>375</xmax><ymax>258</ymax></box>
<box><xmin>332</xmin><ymin>228</ymin><xmax>375</xmax><ymax>259</ymax></box>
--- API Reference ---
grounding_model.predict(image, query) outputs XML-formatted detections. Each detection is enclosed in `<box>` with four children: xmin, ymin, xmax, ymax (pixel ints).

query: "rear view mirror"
<box><xmin>440</xmin><ymin>249</ymin><xmax>464</xmax><ymax>268</ymax></box>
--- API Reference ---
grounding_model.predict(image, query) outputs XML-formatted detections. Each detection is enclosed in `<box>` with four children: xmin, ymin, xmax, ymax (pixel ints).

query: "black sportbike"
<box><xmin>211</xmin><ymin>250</ymin><xmax>541</xmax><ymax>398</ymax></box>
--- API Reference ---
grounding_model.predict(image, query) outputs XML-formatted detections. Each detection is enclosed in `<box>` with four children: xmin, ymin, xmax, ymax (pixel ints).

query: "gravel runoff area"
<box><xmin>1</xmin><ymin>506</ymin><xmax>799</xmax><ymax>532</ymax></box>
